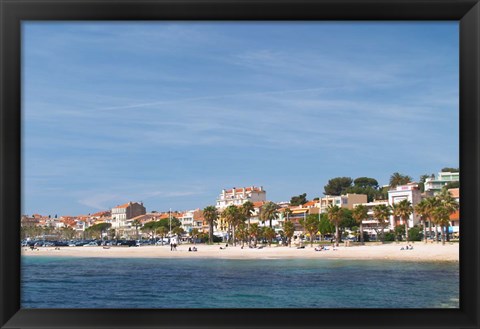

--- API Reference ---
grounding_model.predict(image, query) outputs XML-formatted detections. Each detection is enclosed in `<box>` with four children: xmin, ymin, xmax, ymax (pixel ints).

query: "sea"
<box><xmin>21</xmin><ymin>256</ymin><xmax>459</xmax><ymax>308</ymax></box>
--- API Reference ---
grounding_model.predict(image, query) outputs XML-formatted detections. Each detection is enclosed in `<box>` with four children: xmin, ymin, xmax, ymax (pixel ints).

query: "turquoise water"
<box><xmin>21</xmin><ymin>257</ymin><xmax>459</xmax><ymax>308</ymax></box>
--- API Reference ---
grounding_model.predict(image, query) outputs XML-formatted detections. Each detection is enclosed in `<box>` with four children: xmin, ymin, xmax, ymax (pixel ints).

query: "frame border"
<box><xmin>1</xmin><ymin>1</ymin><xmax>479</xmax><ymax>328</ymax></box>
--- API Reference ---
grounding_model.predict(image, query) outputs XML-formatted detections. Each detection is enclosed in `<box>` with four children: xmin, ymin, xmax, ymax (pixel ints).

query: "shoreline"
<box><xmin>21</xmin><ymin>243</ymin><xmax>459</xmax><ymax>262</ymax></box>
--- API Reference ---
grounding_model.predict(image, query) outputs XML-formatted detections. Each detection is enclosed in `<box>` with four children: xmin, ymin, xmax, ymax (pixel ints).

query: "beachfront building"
<box><xmin>388</xmin><ymin>183</ymin><xmax>422</xmax><ymax>228</ymax></box>
<box><xmin>424</xmin><ymin>171</ymin><xmax>459</xmax><ymax>195</ymax></box>
<box><xmin>216</xmin><ymin>186</ymin><xmax>266</xmax><ymax>209</ymax></box>
<box><xmin>111</xmin><ymin>201</ymin><xmax>146</xmax><ymax>229</ymax></box>
<box><xmin>318</xmin><ymin>194</ymin><xmax>368</xmax><ymax>213</ymax></box>
<box><xmin>180</xmin><ymin>209</ymin><xmax>204</xmax><ymax>234</ymax></box>
<box><xmin>353</xmin><ymin>200</ymin><xmax>390</xmax><ymax>239</ymax></box>
<box><xmin>448</xmin><ymin>188</ymin><xmax>460</xmax><ymax>237</ymax></box>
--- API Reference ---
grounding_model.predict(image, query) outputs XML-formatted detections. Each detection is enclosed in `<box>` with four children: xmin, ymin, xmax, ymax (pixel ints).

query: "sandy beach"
<box><xmin>21</xmin><ymin>242</ymin><xmax>459</xmax><ymax>261</ymax></box>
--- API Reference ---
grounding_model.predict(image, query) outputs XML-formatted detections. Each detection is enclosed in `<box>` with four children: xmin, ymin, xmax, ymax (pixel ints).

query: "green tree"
<box><xmin>389</xmin><ymin>172</ymin><xmax>412</xmax><ymax>189</ymax></box>
<box><xmin>283</xmin><ymin>220</ymin><xmax>295</xmax><ymax>247</ymax></box>
<box><xmin>260</xmin><ymin>201</ymin><xmax>279</xmax><ymax>228</ymax></box>
<box><xmin>223</xmin><ymin>205</ymin><xmax>244</xmax><ymax>246</ymax></box>
<box><xmin>352</xmin><ymin>204</ymin><xmax>368</xmax><ymax>244</ymax></box>
<box><xmin>353</xmin><ymin>177</ymin><xmax>379</xmax><ymax>189</ymax></box>
<box><xmin>326</xmin><ymin>204</ymin><xmax>343</xmax><ymax>247</ymax></box>
<box><xmin>372</xmin><ymin>204</ymin><xmax>391</xmax><ymax>242</ymax></box>
<box><xmin>418</xmin><ymin>174</ymin><xmax>433</xmax><ymax>193</ymax></box>
<box><xmin>414</xmin><ymin>198</ymin><xmax>431</xmax><ymax>243</ymax></box>
<box><xmin>263</xmin><ymin>227</ymin><xmax>276</xmax><ymax>247</ymax></box>
<box><xmin>324</xmin><ymin>177</ymin><xmax>353</xmax><ymax>196</ymax></box>
<box><xmin>284</xmin><ymin>208</ymin><xmax>293</xmax><ymax>221</ymax></box>
<box><xmin>203</xmin><ymin>205</ymin><xmax>218</xmax><ymax>245</ymax></box>
<box><xmin>445</xmin><ymin>181</ymin><xmax>460</xmax><ymax>190</ymax></box>
<box><xmin>191</xmin><ymin>228</ymin><xmax>199</xmax><ymax>245</ymax></box>
<box><xmin>249</xmin><ymin>223</ymin><xmax>261</xmax><ymax>247</ymax></box>
<box><xmin>240</xmin><ymin>201</ymin><xmax>255</xmax><ymax>245</ymax></box>
<box><xmin>300</xmin><ymin>214</ymin><xmax>319</xmax><ymax>247</ymax></box>
<box><xmin>86</xmin><ymin>223</ymin><xmax>112</xmax><ymax>239</ymax></box>
<box><xmin>436</xmin><ymin>188</ymin><xmax>460</xmax><ymax>244</ymax></box>
<box><xmin>318</xmin><ymin>214</ymin><xmax>334</xmax><ymax>239</ymax></box>
<box><xmin>290</xmin><ymin>193</ymin><xmax>308</xmax><ymax>206</ymax></box>
<box><xmin>441</xmin><ymin>167</ymin><xmax>459</xmax><ymax>172</ymax></box>
<box><xmin>132</xmin><ymin>218</ymin><xmax>142</xmax><ymax>240</ymax></box>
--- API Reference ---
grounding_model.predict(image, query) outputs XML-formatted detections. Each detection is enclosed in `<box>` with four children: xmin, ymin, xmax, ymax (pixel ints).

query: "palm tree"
<box><xmin>431</xmin><ymin>206</ymin><xmax>451</xmax><ymax>245</ymax></box>
<box><xmin>157</xmin><ymin>226</ymin><xmax>167</xmax><ymax>245</ymax></box>
<box><xmin>203</xmin><ymin>205</ymin><xmax>218</xmax><ymax>245</ymax></box>
<box><xmin>395</xmin><ymin>199</ymin><xmax>414</xmax><ymax>242</ymax></box>
<box><xmin>223</xmin><ymin>205</ymin><xmax>243</xmax><ymax>246</ymax></box>
<box><xmin>240</xmin><ymin>201</ymin><xmax>255</xmax><ymax>245</ymax></box>
<box><xmin>326</xmin><ymin>204</ymin><xmax>343</xmax><ymax>247</ymax></box>
<box><xmin>283</xmin><ymin>220</ymin><xmax>295</xmax><ymax>247</ymax></box>
<box><xmin>300</xmin><ymin>214</ymin><xmax>319</xmax><ymax>247</ymax></box>
<box><xmin>372</xmin><ymin>204</ymin><xmax>391</xmax><ymax>242</ymax></box>
<box><xmin>436</xmin><ymin>188</ymin><xmax>459</xmax><ymax>244</ymax></box>
<box><xmin>389</xmin><ymin>172</ymin><xmax>412</xmax><ymax>189</ymax></box>
<box><xmin>414</xmin><ymin>199</ymin><xmax>430</xmax><ymax>243</ymax></box>
<box><xmin>352</xmin><ymin>204</ymin><xmax>368</xmax><ymax>244</ymax></box>
<box><xmin>236</xmin><ymin>223</ymin><xmax>248</xmax><ymax>247</ymax></box>
<box><xmin>260</xmin><ymin>201</ymin><xmax>279</xmax><ymax>228</ymax></box>
<box><xmin>284</xmin><ymin>208</ymin><xmax>293</xmax><ymax>221</ymax></box>
<box><xmin>249</xmin><ymin>223</ymin><xmax>261</xmax><ymax>247</ymax></box>
<box><xmin>132</xmin><ymin>218</ymin><xmax>142</xmax><ymax>240</ymax></box>
<box><xmin>424</xmin><ymin>197</ymin><xmax>441</xmax><ymax>241</ymax></box>
<box><xmin>190</xmin><ymin>228</ymin><xmax>199</xmax><ymax>245</ymax></box>
<box><xmin>263</xmin><ymin>227</ymin><xmax>276</xmax><ymax>247</ymax></box>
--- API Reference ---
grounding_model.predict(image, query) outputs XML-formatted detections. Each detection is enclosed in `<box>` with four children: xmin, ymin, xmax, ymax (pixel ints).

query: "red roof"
<box><xmin>450</xmin><ymin>210</ymin><xmax>460</xmax><ymax>220</ymax></box>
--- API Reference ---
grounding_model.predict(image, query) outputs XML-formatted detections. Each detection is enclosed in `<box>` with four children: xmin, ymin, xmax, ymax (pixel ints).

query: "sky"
<box><xmin>22</xmin><ymin>22</ymin><xmax>459</xmax><ymax>216</ymax></box>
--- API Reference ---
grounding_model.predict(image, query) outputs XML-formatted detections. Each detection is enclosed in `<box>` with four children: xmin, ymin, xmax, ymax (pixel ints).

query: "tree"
<box><xmin>372</xmin><ymin>204</ymin><xmax>391</xmax><ymax>242</ymax></box>
<box><xmin>352</xmin><ymin>204</ymin><xmax>368</xmax><ymax>244</ymax></box>
<box><xmin>318</xmin><ymin>214</ymin><xmax>334</xmax><ymax>239</ymax></box>
<box><xmin>445</xmin><ymin>181</ymin><xmax>460</xmax><ymax>190</ymax></box>
<box><xmin>389</xmin><ymin>172</ymin><xmax>412</xmax><ymax>189</ymax></box>
<box><xmin>86</xmin><ymin>223</ymin><xmax>112</xmax><ymax>239</ymax></box>
<box><xmin>190</xmin><ymin>228</ymin><xmax>199</xmax><ymax>245</ymax></box>
<box><xmin>441</xmin><ymin>167</ymin><xmax>459</xmax><ymax>172</ymax></box>
<box><xmin>203</xmin><ymin>206</ymin><xmax>218</xmax><ymax>245</ymax></box>
<box><xmin>132</xmin><ymin>219</ymin><xmax>142</xmax><ymax>240</ymax></box>
<box><xmin>263</xmin><ymin>227</ymin><xmax>276</xmax><ymax>247</ymax></box>
<box><xmin>284</xmin><ymin>208</ymin><xmax>293</xmax><ymax>221</ymax></box>
<box><xmin>414</xmin><ymin>199</ymin><xmax>430</xmax><ymax>243</ymax></box>
<box><xmin>300</xmin><ymin>214</ymin><xmax>319</xmax><ymax>247</ymax></box>
<box><xmin>260</xmin><ymin>201</ymin><xmax>279</xmax><ymax>228</ymax></box>
<box><xmin>290</xmin><ymin>193</ymin><xmax>308</xmax><ymax>206</ymax></box>
<box><xmin>283</xmin><ymin>220</ymin><xmax>295</xmax><ymax>247</ymax></box>
<box><xmin>326</xmin><ymin>204</ymin><xmax>343</xmax><ymax>247</ymax></box>
<box><xmin>249</xmin><ymin>223</ymin><xmax>261</xmax><ymax>247</ymax></box>
<box><xmin>436</xmin><ymin>188</ymin><xmax>460</xmax><ymax>245</ymax></box>
<box><xmin>240</xmin><ymin>201</ymin><xmax>255</xmax><ymax>245</ymax></box>
<box><xmin>222</xmin><ymin>205</ymin><xmax>244</xmax><ymax>246</ymax></box>
<box><xmin>418</xmin><ymin>174</ymin><xmax>433</xmax><ymax>193</ymax></box>
<box><xmin>324</xmin><ymin>177</ymin><xmax>353</xmax><ymax>196</ymax></box>
<box><xmin>353</xmin><ymin>177</ymin><xmax>379</xmax><ymax>189</ymax></box>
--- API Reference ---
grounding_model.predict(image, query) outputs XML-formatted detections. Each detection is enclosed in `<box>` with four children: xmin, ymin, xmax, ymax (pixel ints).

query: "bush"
<box><xmin>384</xmin><ymin>232</ymin><xmax>395</xmax><ymax>242</ymax></box>
<box><xmin>408</xmin><ymin>226</ymin><xmax>423</xmax><ymax>241</ymax></box>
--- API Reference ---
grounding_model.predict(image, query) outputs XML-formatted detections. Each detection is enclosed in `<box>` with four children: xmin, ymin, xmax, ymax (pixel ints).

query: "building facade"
<box><xmin>424</xmin><ymin>171</ymin><xmax>459</xmax><ymax>195</ymax></box>
<box><xmin>111</xmin><ymin>202</ymin><xmax>146</xmax><ymax>228</ymax></box>
<box><xmin>388</xmin><ymin>183</ymin><xmax>422</xmax><ymax>228</ymax></box>
<box><xmin>216</xmin><ymin>186</ymin><xmax>266</xmax><ymax>209</ymax></box>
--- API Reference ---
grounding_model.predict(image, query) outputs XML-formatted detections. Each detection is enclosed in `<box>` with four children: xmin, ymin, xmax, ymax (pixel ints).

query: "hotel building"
<box><xmin>216</xmin><ymin>186</ymin><xmax>266</xmax><ymax>209</ymax></box>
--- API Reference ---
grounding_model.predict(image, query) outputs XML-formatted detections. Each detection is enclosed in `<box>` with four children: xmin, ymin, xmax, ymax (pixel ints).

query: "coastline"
<box><xmin>21</xmin><ymin>242</ymin><xmax>459</xmax><ymax>262</ymax></box>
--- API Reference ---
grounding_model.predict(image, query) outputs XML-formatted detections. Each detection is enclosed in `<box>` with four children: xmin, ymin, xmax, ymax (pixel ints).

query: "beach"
<box><xmin>21</xmin><ymin>242</ymin><xmax>459</xmax><ymax>261</ymax></box>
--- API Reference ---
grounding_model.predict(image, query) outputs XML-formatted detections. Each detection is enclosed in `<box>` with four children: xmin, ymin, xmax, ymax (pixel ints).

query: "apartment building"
<box><xmin>216</xmin><ymin>186</ymin><xmax>266</xmax><ymax>209</ymax></box>
<box><xmin>424</xmin><ymin>171</ymin><xmax>459</xmax><ymax>195</ymax></box>
<box><xmin>111</xmin><ymin>201</ymin><xmax>146</xmax><ymax>228</ymax></box>
<box><xmin>388</xmin><ymin>183</ymin><xmax>422</xmax><ymax>228</ymax></box>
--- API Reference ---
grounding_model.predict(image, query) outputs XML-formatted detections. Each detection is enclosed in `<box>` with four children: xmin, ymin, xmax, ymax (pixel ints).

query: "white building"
<box><xmin>424</xmin><ymin>171</ymin><xmax>459</xmax><ymax>195</ymax></box>
<box><xmin>388</xmin><ymin>183</ymin><xmax>422</xmax><ymax>228</ymax></box>
<box><xmin>216</xmin><ymin>186</ymin><xmax>266</xmax><ymax>209</ymax></box>
<box><xmin>111</xmin><ymin>202</ymin><xmax>146</xmax><ymax>229</ymax></box>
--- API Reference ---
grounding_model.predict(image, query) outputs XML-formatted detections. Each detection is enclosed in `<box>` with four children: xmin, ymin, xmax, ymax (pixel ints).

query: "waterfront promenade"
<box><xmin>21</xmin><ymin>243</ymin><xmax>459</xmax><ymax>261</ymax></box>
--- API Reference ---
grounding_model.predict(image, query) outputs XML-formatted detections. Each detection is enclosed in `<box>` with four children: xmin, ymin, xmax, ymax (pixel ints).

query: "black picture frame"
<box><xmin>1</xmin><ymin>0</ymin><xmax>479</xmax><ymax>328</ymax></box>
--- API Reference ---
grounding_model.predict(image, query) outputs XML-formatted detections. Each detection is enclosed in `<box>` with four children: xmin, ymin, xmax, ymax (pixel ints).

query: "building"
<box><xmin>448</xmin><ymin>188</ymin><xmax>460</xmax><ymax>236</ymax></box>
<box><xmin>388</xmin><ymin>183</ymin><xmax>422</xmax><ymax>228</ymax></box>
<box><xmin>111</xmin><ymin>201</ymin><xmax>146</xmax><ymax>228</ymax></box>
<box><xmin>424</xmin><ymin>171</ymin><xmax>459</xmax><ymax>195</ymax></box>
<box><xmin>318</xmin><ymin>194</ymin><xmax>368</xmax><ymax>213</ymax></box>
<box><xmin>353</xmin><ymin>200</ymin><xmax>390</xmax><ymax>238</ymax></box>
<box><xmin>180</xmin><ymin>209</ymin><xmax>204</xmax><ymax>234</ymax></box>
<box><xmin>216</xmin><ymin>186</ymin><xmax>266</xmax><ymax>209</ymax></box>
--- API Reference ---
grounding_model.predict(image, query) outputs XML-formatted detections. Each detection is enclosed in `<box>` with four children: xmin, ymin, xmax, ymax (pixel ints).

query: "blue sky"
<box><xmin>22</xmin><ymin>22</ymin><xmax>459</xmax><ymax>216</ymax></box>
